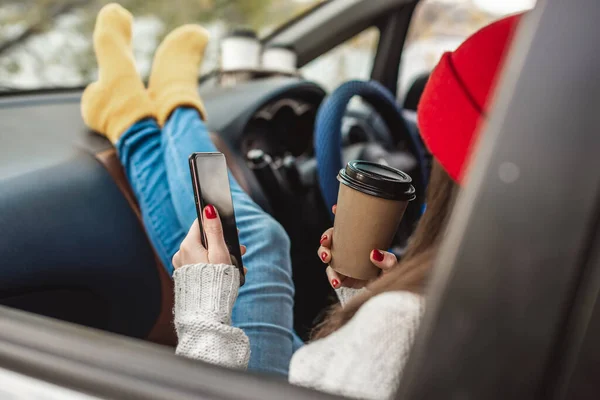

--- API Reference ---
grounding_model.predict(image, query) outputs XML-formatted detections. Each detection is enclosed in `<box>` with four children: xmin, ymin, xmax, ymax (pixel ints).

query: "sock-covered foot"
<box><xmin>148</xmin><ymin>25</ymin><xmax>210</xmax><ymax>126</ymax></box>
<box><xmin>81</xmin><ymin>3</ymin><xmax>154</xmax><ymax>143</ymax></box>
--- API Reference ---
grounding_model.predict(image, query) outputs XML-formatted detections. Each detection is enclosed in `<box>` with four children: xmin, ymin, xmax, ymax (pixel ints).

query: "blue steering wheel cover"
<box><xmin>314</xmin><ymin>80</ymin><xmax>426</xmax><ymax>219</ymax></box>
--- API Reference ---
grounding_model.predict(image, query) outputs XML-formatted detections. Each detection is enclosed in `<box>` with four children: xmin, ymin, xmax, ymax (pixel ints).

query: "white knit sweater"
<box><xmin>173</xmin><ymin>263</ymin><xmax>424</xmax><ymax>400</ymax></box>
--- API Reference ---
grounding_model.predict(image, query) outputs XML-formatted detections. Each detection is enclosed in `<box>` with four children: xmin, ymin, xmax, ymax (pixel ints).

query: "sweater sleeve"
<box><xmin>289</xmin><ymin>291</ymin><xmax>424</xmax><ymax>400</ymax></box>
<box><xmin>173</xmin><ymin>263</ymin><xmax>250</xmax><ymax>370</ymax></box>
<box><xmin>335</xmin><ymin>287</ymin><xmax>367</xmax><ymax>307</ymax></box>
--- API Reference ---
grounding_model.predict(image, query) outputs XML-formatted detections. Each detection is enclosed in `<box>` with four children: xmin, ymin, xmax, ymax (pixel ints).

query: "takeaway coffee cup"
<box><xmin>330</xmin><ymin>161</ymin><xmax>416</xmax><ymax>280</ymax></box>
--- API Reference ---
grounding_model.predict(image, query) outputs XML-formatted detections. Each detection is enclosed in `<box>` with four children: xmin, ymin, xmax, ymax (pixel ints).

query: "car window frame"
<box><xmin>0</xmin><ymin>305</ymin><xmax>342</xmax><ymax>399</ymax></box>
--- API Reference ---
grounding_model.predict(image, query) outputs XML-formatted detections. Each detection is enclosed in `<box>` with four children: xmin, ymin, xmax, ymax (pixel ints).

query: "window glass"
<box><xmin>301</xmin><ymin>27</ymin><xmax>379</xmax><ymax>93</ymax></box>
<box><xmin>399</xmin><ymin>0</ymin><xmax>536</xmax><ymax>101</ymax></box>
<box><xmin>0</xmin><ymin>0</ymin><xmax>323</xmax><ymax>90</ymax></box>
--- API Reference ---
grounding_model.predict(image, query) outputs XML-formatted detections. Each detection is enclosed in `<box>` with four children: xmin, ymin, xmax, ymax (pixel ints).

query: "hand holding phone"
<box><xmin>189</xmin><ymin>152</ymin><xmax>245</xmax><ymax>286</ymax></box>
<box><xmin>172</xmin><ymin>211</ymin><xmax>247</xmax><ymax>273</ymax></box>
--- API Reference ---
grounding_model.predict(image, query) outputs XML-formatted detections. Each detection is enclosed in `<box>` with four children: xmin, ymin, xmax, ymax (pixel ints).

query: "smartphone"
<box><xmin>189</xmin><ymin>152</ymin><xmax>244</xmax><ymax>286</ymax></box>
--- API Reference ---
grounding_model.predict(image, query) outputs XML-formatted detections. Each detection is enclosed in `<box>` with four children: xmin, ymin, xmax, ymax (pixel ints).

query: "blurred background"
<box><xmin>0</xmin><ymin>0</ymin><xmax>534</xmax><ymax>96</ymax></box>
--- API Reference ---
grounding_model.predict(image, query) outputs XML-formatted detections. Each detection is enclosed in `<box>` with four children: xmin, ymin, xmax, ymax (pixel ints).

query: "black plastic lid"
<box><xmin>224</xmin><ymin>28</ymin><xmax>257</xmax><ymax>39</ymax></box>
<box><xmin>264</xmin><ymin>43</ymin><xmax>296</xmax><ymax>52</ymax></box>
<box><xmin>337</xmin><ymin>160</ymin><xmax>416</xmax><ymax>201</ymax></box>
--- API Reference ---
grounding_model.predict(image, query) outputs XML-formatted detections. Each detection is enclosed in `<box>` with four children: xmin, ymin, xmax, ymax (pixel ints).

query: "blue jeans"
<box><xmin>116</xmin><ymin>107</ymin><xmax>301</xmax><ymax>376</ymax></box>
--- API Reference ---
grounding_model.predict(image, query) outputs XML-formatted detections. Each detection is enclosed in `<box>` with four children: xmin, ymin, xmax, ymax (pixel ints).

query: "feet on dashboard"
<box><xmin>81</xmin><ymin>3</ymin><xmax>155</xmax><ymax>143</ymax></box>
<box><xmin>148</xmin><ymin>25</ymin><xmax>210</xmax><ymax>126</ymax></box>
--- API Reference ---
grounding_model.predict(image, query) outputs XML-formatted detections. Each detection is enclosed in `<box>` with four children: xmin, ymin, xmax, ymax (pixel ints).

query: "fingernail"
<box><xmin>320</xmin><ymin>235</ymin><xmax>327</xmax><ymax>244</ymax></box>
<box><xmin>321</xmin><ymin>252</ymin><xmax>328</xmax><ymax>262</ymax></box>
<box><xmin>331</xmin><ymin>279</ymin><xmax>340</xmax><ymax>288</ymax></box>
<box><xmin>205</xmin><ymin>204</ymin><xmax>217</xmax><ymax>219</ymax></box>
<box><xmin>372</xmin><ymin>249</ymin><xmax>384</xmax><ymax>262</ymax></box>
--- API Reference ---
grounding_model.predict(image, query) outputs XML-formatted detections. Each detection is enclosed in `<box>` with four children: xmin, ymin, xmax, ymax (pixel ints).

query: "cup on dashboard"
<box><xmin>330</xmin><ymin>160</ymin><xmax>416</xmax><ymax>280</ymax></box>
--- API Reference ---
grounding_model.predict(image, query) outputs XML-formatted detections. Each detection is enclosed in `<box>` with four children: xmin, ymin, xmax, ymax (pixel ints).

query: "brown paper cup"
<box><xmin>329</xmin><ymin>161</ymin><xmax>415</xmax><ymax>281</ymax></box>
<box><xmin>330</xmin><ymin>185</ymin><xmax>409</xmax><ymax>280</ymax></box>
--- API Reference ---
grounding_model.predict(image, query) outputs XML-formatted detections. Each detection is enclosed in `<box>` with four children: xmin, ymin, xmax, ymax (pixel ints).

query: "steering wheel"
<box><xmin>314</xmin><ymin>80</ymin><xmax>427</xmax><ymax>248</ymax></box>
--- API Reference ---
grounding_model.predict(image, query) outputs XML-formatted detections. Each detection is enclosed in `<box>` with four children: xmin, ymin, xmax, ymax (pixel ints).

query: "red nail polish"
<box><xmin>320</xmin><ymin>235</ymin><xmax>327</xmax><ymax>244</ymax></box>
<box><xmin>372</xmin><ymin>249</ymin><xmax>384</xmax><ymax>262</ymax></box>
<box><xmin>331</xmin><ymin>279</ymin><xmax>340</xmax><ymax>288</ymax></box>
<box><xmin>205</xmin><ymin>204</ymin><xmax>217</xmax><ymax>219</ymax></box>
<box><xmin>321</xmin><ymin>252</ymin><xmax>328</xmax><ymax>262</ymax></box>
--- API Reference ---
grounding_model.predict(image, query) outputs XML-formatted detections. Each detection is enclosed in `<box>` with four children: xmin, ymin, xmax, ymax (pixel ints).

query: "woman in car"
<box><xmin>81</xmin><ymin>3</ymin><xmax>521</xmax><ymax>398</ymax></box>
<box><xmin>170</xmin><ymin>12</ymin><xmax>523</xmax><ymax>400</ymax></box>
<box><xmin>80</xmin><ymin>4</ymin><xmax>299</xmax><ymax>377</ymax></box>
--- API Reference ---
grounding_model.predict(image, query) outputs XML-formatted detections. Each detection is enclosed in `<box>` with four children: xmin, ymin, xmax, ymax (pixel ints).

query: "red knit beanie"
<box><xmin>417</xmin><ymin>13</ymin><xmax>523</xmax><ymax>184</ymax></box>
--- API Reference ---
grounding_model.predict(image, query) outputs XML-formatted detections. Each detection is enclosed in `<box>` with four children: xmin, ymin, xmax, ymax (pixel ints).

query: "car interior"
<box><xmin>0</xmin><ymin>0</ymin><xmax>599</xmax><ymax>398</ymax></box>
<box><xmin>0</xmin><ymin>0</ymin><xmax>425</xmax><ymax>343</ymax></box>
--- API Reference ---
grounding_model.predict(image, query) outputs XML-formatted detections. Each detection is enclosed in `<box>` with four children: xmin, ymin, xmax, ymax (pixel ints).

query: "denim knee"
<box><xmin>244</xmin><ymin>214</ymin><xmax>292</xmax><ymax>277</ymax></box>
<box><xmin>265</xmin><ymin>216</ymin><xmax>291</xmax><ymax>252</ymax></box>
<box><xmin>262</xmin><ymin>216</ymin><xmax>291</xmax><ymax>260</ymax></box>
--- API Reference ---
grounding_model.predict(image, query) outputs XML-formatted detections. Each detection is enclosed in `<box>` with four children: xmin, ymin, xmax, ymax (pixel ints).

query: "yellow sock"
<box><xmin>81</xmin><ymin>3</ymin><xmax>154</xmax><ymax>143</ymax></box>
<box><xmin>148</xmin><ymin>25</ymin><xmax>210</xmax><ymax>126</ymax></box>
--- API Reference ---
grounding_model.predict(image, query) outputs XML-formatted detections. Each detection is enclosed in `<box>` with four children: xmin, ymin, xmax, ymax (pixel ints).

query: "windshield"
<box><xmin>0</xmin><ymin>0</ymin><xmax>322</xmax><ymax>90</ymax></box>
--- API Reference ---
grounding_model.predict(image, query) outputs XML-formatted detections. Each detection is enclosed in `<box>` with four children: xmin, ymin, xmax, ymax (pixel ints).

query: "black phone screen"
<box><xmin>189</xmin><ymin>152</ymin><xmax>244</xmax><ymax>285</ymax></box>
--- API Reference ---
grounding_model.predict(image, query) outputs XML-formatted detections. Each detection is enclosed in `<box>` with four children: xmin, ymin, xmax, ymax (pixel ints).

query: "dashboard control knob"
<box><xmin>246</xmin><ymin>149</ymin><xmax>270</xmax><ymax>167</ymax></box>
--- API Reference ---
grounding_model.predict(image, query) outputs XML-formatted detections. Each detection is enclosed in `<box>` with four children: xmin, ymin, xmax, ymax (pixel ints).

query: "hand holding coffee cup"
<box><xmin>320</xmin><ymin>161</ymin><xmax>416</xmax><ymax>283</ymax></box>
<box><xmin>318</xmin><ymin>204</ymin><xmax>398</xmax><ymax>289</ymax></box>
